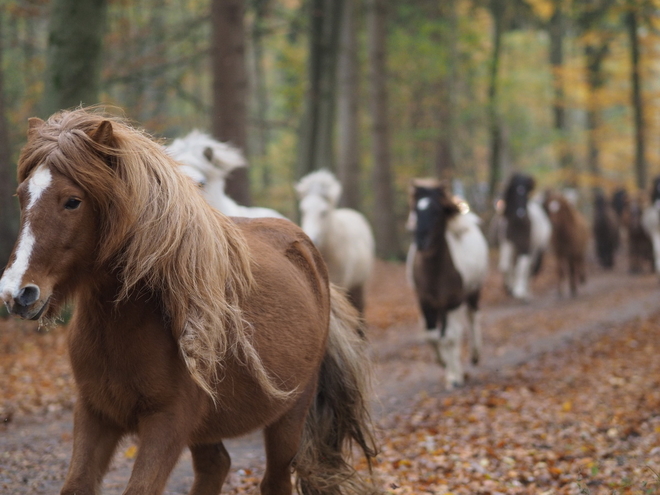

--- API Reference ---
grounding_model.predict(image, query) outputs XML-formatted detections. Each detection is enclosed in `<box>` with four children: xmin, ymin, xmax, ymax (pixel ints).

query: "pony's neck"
<box><xmin>418</xmin><ymin>224</ymin><xmax>451</xmax><ymax>260</ymax></box>
<box><xmin>204</xmin><ymin>178</ymin><xmax>241</xmax><ymax>216</ymax></box>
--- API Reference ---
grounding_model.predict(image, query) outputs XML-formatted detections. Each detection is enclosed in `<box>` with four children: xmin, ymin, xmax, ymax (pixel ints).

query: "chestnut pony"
<box><xmin>0</xmin><ymin>109</ymin><xmax>377</xmax><ymax>495</ymax></box>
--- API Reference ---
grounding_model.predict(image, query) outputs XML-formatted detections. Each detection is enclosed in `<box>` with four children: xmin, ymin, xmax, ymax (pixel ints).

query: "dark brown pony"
<box><xmin>543</xmin><ymin>190</ymin><xmax>589</xmax><ymax>297</ymax></box>
<box><xmin>592</xmin><ymin>190</ymin><xmax>620</xmax><ymax>269</ymax></box>
<box><xmin>0</xmin><ymin>109</ymin><xmax>377</xmax><ymax>495</ymax></box>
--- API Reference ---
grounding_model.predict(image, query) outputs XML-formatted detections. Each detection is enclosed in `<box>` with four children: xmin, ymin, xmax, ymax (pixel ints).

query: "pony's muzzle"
<box><xmin>5</xmin><ymin>284</ymin><xmax>47</xmax><ymax>320</ymax></box>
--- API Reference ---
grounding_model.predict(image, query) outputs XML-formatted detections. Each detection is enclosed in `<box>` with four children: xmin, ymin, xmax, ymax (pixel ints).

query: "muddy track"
<box><xmin>1</xmin><ymin>266</ymin><xmax>658</xmax><ymax>494</ymax></box>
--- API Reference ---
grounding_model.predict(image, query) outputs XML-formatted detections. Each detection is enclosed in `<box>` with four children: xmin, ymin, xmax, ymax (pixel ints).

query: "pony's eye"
<box><xmin>64</xmin><ymin>198</ymin><xmax>82</xmax><ymax>210</ymax></box>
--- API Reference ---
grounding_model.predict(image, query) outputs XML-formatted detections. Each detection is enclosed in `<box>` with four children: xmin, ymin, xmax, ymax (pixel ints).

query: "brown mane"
<box><xmin>17</xmin><ymin>109</ymin><xmax>286</xmax><ymax>401</ymax></box>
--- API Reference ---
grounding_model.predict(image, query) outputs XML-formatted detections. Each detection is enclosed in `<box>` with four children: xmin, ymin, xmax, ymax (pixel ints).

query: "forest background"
<box><xmin>0</xmin><ymin>0</ymin><xmax>657</xmax><ymax>265</ymax></box>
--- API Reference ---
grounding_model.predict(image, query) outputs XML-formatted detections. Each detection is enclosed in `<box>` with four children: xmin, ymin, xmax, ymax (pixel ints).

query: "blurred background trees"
<box><xmin>1</xmin><ymin>0</ymin><xmax>660</xmax><ymax>263</ymax></box>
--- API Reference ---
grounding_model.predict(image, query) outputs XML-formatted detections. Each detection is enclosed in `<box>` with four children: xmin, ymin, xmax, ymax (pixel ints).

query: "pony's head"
<box><xmin>167</xmin><ymin>130</ymin><xmax>246</xmax><ymax>184</ymax></box>
<box><xmin>296</xmin><ymin>170</ymin><xmax>342</xmax><ymax>245</ymax></box>
<box><xmin>503</xmin><ymin>173</ymin><xmax>535</xmax><ymax>221</ymax></box>
<box><xmin>0</xmin><ymin>115</ymin><xmax>128</xmax><ymax>321</ymax></box>
<box><xmin>543</xmin><ymin>189</ymin><xmax>571</xmax><ymax>225</ymax></box>
<box><xmin>408</xmin><ymin>179</ymin><xmax>460</xmax><ymax>251</ymax></box>
<box><xmin>651</xmin><ymin>176</ymin><xmax>660</xmax><ymax>206</ymax></box>
<box><xmin>611</xmin><ymin>188</ymin><xmax>628</xmax><ymax>219</ymax></box>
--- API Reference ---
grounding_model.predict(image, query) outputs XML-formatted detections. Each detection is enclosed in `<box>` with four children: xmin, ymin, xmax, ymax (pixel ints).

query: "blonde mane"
<box><xmin>18</xmin><ymin>108</ymin><xmax>287</xmax><ymax>401</ymax></box>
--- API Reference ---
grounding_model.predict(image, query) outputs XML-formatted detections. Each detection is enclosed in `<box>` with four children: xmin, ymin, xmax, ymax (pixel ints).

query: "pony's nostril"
<box><xmin>16</xmin><ymin>284</ymin><xmax>40</xmax><ymax>307</ymax></box>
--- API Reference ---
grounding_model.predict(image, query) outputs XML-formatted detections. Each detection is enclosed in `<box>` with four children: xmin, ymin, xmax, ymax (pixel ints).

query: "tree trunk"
<box><xmin>337</xmin><ymin>0</ymin><xmax>360</xmax><ymax>209</ymax></box>
<box><xmin>296</xmin><ymin>0</ymin><xmax>344</xmax><ymax>178</ymax></box>
<box><xmin>585</xmin><ymin>43</ymin><xmax>608</xmax><ymax>190</ymax></box>
<box><xmin>549</xmin><ymin>1</ymin><xmax>574</xmax><ymax>186</ymax></box>
<box><xmin>434</xmin><ymin>0</ymin><xmax>457</xmax><ymax>181</ymax></box>
<box><xmin>487</xmin><ymin>0</ymin><xmax>504</xmax><ymax>201</ymax></box>
<box><xmin>626</xmin><ymin>9</ymin><xmax>646</xmax><ymax>191</ymax></box>
<box><xmin>211</xmin><ymin>0</ymin><xmax>251</xmax><ymax>205</ymax></box>
<box><xmin>367</xmin><ymin>0</ymin><xmax>400</xmax><ymax>259</ymax></box>
<box><xmin>43</xmin><ymin>0</ymin><xmax>108</xmax><ymax>116</ymax></box>
<box><xmin>0</xmin><ymin>11</ymin><xmax>18</xmax><ymax>268</ymax></box>
<box><xmin>250</xmin><ymin>0</ymin><xmax>272</xmax><ymax>188</ymax></box>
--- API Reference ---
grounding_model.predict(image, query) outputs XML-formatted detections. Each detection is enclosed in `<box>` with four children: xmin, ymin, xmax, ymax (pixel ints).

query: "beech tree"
<box><xmin>367</xmin><ymin>0</ymin><xmax>399</xmax><ymax>258</ymax></box>
<box><xmin>42</xmin><ymin>0</ymin><xmax>108</xmax><ymax>115</ymax></box>
<box><xmin>211</xmin><ymin>0</ymin><xmax>251</xmax><ymax>205</ymax></box>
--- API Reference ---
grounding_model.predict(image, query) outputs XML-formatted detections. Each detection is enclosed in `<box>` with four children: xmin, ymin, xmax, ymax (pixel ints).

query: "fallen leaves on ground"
<box><xmin>370</xmin><ymin>314</ymin><xmax>660</xmax><ymax>495</ymax></box>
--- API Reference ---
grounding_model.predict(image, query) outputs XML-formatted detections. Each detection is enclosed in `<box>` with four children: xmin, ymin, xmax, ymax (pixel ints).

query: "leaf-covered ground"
<box><xmin>1</xmin><ymin>258</ymin><xmax>660</xmax><ymax>494</ymax></box>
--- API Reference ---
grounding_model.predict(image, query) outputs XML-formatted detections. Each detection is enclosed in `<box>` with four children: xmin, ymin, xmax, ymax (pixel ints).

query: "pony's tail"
<box><xmin>294</xmin><ymin>285</ymin><xmax>380</xmax><ymax>495</ymax></box>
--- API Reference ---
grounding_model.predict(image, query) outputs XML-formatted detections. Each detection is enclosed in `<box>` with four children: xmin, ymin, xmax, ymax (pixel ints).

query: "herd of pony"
<box><xmin>0</xmin><ymin>108</ymin><xmax>658</xmax><ymax>494</ymax></box>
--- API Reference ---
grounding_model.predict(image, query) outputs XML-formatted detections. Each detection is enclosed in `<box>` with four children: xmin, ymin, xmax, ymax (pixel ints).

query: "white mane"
<box><xmin>167</xmin><ymin>130</ymin><xmax>246</xmax><ymax>180</ymax></box>
<box><xmin>166</xmin><ymin>130</ymin><xmax>287</xmax><ymax>220</ymax></box>
<box><xmin>295</xmin><ymin>169</ymin><xmax>342</xmax><ymax>206</ymax></box>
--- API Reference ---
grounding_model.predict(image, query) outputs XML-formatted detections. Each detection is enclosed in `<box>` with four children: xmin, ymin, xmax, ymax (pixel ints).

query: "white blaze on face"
<box><xmin>417</xmin><ymin>197</ymin><xmax>431</xmax><ymax>211</ymax></box>
<box><xmin>0</xmin><ymin>165</ymin><xmax>52</xmax><ymax>300</ymax></box>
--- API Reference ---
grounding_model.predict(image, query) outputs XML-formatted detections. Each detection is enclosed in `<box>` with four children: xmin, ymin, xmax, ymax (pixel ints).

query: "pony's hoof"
<box><xmin>471</xmin><ymin>354</ymin><xmax>480</xmax><ymax>366</ymax></box>
<box><xmin>445</xmin><ymin>380</ymin><xmax>463</xmax><ymax>391</ymax></box>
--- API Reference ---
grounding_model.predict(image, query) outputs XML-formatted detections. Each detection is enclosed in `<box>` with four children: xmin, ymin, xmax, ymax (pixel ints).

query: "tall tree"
<box><xmin>249</xmin><ymin>0</ymin><xmax>273</xmax><ymax>188</ymax></box>
<box><xmin>549</xmin><ymin>0</ymin><xmax>574</xmax><ymax>185</ymax></box>
<box><xmin>296</xmin><ymin>0</ymin><xmax>344</xmax><ymax>178</ymax></box>
<box><xmin>43</xmin><ymin>0</ymin><xmax>108</xmax><ymax>116</ymax></box>
<box><xmin>626</xmin><ymin>6</ymin><xmax>646</xmax><ymax>190</ymax></box>
<box><xmin>487</xmin><ymin>0</ymin><xmax>505</xmax><ymax>201</ymax></box>
<box><xmin>367</xmin><ymin>0</ymin><xmax>399</xmax><ymax>258</ymax></box>
<box><xmin>336</xmin><ymin>0</ymin><xmax>361</xmax><ymax>209</ymax></box>
<box><xmin>434</xmin><ymin>0</ymin><xmax>458</xmax><ymax>181</ymax></box>
<box><xmin>0</xmin><ymin>11</ymin><xmax>18</xmax><ymax>268</ymax></box>
<box><xmin>585</xmin><ymin>42</ymin><xmax>609</xmax><ymax>186</ymax></box>
<box><xmin>575</xmin><ymin>0</ymin><xmax>616</xmax><ymax>191</ymax></box>
<box><xmin>211</xmin><ymin>0</ymin><xmax>251</xmax><ymax>205</ymax></box>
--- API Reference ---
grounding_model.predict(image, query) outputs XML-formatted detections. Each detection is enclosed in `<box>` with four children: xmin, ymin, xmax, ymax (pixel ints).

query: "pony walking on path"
<box><xmin>296</xmin><ymin>170</ymin><xmax>375</xmax><ymax>314</ymax></box>
<box><xmin>497</xmin><ymin>173</ymin><xmax>552</xmax><ymax>301</ymax></box>
<box><xmin>0</xmin><ymin>109</ymin><xmax>377</xmax><ymax>495</ymax></box>
<box><xmin>407</xmin><ymin>179</ymin><xmax>489</xmax><ymax>390</ymax></box>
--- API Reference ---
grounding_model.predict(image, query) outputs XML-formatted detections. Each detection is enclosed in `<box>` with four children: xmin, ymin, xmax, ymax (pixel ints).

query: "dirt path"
<box><xmin>1</xmin><ymin>260</ymin><xmax>658</xmax><ymax>494</ymax></box>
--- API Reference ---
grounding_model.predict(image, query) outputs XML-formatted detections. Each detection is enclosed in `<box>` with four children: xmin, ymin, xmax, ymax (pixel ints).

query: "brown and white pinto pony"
<box><xmin>641</xmin><ymin>176</ymin><xmax>660</xmax><ymax>275</ymax></box>
<box><xmin>0</xmin><ymin>109</ymin><xmax>377</xmax><ymax>495</ymax></box>
<box><xmin>407</xmin><ymin>179</ymin><xmax>488</xmax><ymax>390</ymax></box>
<box><xmin>624</xmin><ymin>192</ymin><xmax>655</xmax><ymax>273</ymax></box>
<box><xmin>497</xmin><ymin>173</ymin><xmax>552</xmax><ymax>301</ymax></box>
<box><xmin>542</xmin><ymin>190</ymin><xmax>589</xmax><ymax>297</ymax></box>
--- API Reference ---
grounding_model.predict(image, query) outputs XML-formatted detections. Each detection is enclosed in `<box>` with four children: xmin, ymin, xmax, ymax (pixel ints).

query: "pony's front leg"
<box><xmin>123</xmin><ymin>411</ymin><xmax>189</xmax><ymax>495</ymax></box>
<box><xmin>650</xmin><ymin>230</ymin><xmax>660</xmax><ymax>274</ymax></box>
<box><xmin>61</xmin><ymin>402</ymin><xmax>123</xmax><ymax>495</ymax></box>
<box><xmin>420</xmin><ymin>302</ymin><xmax>444</xmax><ymax>367</ymax></box>
<box><xmin>466</xmin><ymin>297</ymin><xmax>482</xmax><ymax>366</ymax></box>
<box><xmin>439</xmin><ymin>306</ymin><xmax>466</xmax><ymax>390</ymax></box>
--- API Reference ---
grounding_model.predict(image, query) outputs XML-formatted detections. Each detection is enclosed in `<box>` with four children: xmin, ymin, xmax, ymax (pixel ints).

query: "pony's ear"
<box><xmin>525</xmin><ymin>175</ymin><xmax>536</xmax><ymax>192</ymax></box>
<box><xmin>91</xmin><ymin>120</ymin><xmax>115</xmax><ymax>148</ymax></box>
<box><xmin>27</xmin><ymin>117</ymin><xmax>44</xmax><ymax>139</ymax></box>
<box><xmin>203</xmin><ymin>146</ymin><xmax>214</xmax><ymax>163</ymax></box>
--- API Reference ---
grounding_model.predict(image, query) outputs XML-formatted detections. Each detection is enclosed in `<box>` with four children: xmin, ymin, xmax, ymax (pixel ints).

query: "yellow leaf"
<box><xmin>562</xmin><ymin>401</ymin><xmax>572</xmax><ymax>412</ymax></box>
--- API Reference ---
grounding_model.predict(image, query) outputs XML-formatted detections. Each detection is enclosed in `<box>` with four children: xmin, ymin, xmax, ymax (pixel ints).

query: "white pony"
<box><xmin>167</xmin><ymin>130</ymin><xmax>287</xmax><ymax>219</ymax></box>
<box><xmin>497</xmin><ymin>173</ymin><xmax>552</xmax><ymax>301</ymax></box>
<box><xmin>295</xmin><ymin>170</ymin><xmax>375</xmax><ymax>314</ymax></box>
<box><xmin>641</xmin><ymin>176</ymin><xmax>660</xmax><ymax>273</ymax></box>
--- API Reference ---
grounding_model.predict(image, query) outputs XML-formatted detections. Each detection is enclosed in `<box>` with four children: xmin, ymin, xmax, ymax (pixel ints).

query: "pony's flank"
<box><xmin>18</xmin><ymin>109</ymin><xmax>290</xmax><ymax>402</ymax></box>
